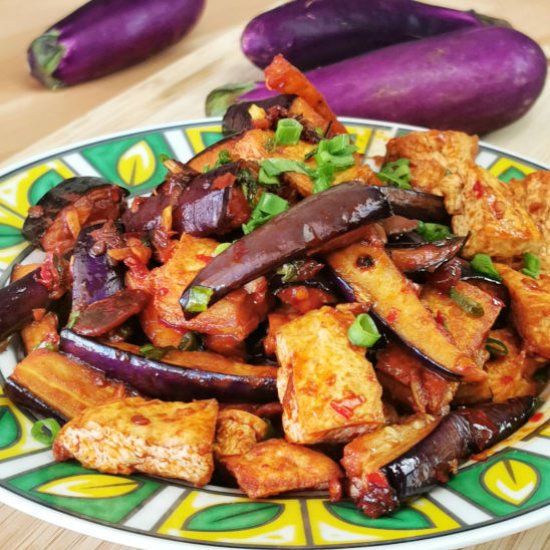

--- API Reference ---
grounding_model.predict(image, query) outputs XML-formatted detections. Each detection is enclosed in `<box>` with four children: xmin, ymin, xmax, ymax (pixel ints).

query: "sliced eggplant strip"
<box><xmin>379</xmin><ymin>187</ymin><xmax>448</xmax><ymax>224</ymax></box>
<box><xmin>326</xmin><ymin>242</ymin><xmax>485</xmax><ymax>382</ymax></box>
<box><xmin>387</xmin><ymin>236</ymin><xmax>466</xmax><ymax>273</ymax></box>
<box><xmin>59</xmin><ymin>330</ymin><xmax>277</xmax><ymax>403</ymax></box>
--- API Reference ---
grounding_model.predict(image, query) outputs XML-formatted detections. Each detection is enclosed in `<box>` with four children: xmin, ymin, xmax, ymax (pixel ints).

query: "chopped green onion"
<box><xmin>470</xmin><ymin>254</ymin><xmax>502</xmax><ymax>282</ymax></box>
<box><xmin>312</xmin><ymin>164</ymin><xmax>335</xmax><ymax>194</ymax></box>
<box><xmin>275</xmin><ymin>118</ymin><xmax>303</xmax><ymax>146</ymax></box>
<box><xmin>202</xmin><ymin>164</ymin><xmax>211</xmax><ymax>173</ymax></box>
<box><xmin>315</xmin><ymin>127</ymin><xmax>324</xmax><ymax>138</ymax></box>
<box><xmin>31</xmin><ymin>418</ymin><xmax>61</xmax><ymax>446</ymax></box>
<box><xmin>485</xmin><ymin>337</ymin><xmax>509</xmax><ymax>357</ymax></box>
<box><xmin>185</xmin><ymin>285</ymin><xmax>214</xmax><ymax>313</ymax></box>
<box><xmin>213</xmin><ymin>242</ymin><xmax>232</xmax><ymax>256</ymax></box>
<box><xmin>449</xmin><ymin>287</ymin><xmax>484</xmax><ymax>317</ymax></box>
<box><xmin>66</xmin><ymin>311</ymin><xmax>79</xmax><ymax>329</ymax></box>
<box><xmin>377</xmin><ymin>158</ymin><xmax>412</xmax><ymax>189</ymax></box>
<box><xmin>242</xmin><ymin>192</ymin><xmax>289</xmax><ymax>234</ymax></box>
<box><xmin>258</xmin><ymin>167</ymin><xmax>280</xmax><ymax>185</ymax></box>
<box><xmin>522</xmin><ymin>252</ymin><xmax>541</xmax><ymax>279</ymax></box>
<box><xmin>276</xmin><ymin>261</ymin><xmax>302</xmax><ymax>283</ymax></box>
<box><xmin>179</xmin><ymin>332</ymin><xmax>200</xmax><ymax>352</ymax></box>
<box><xmin>214</xmin><ymin>150</ymin><xmax>231</xmax><ymax>168</ymax></box>
<box><xmin>347</xmin><ymin>313</ymin><xmax>381</xmax><ymax>348</ymax></box>
<box><xmin>260</xmin><ymin>158</ymin><xmax>310</xmax><ymax>178</ymax></box>
<box><xmin>416</xmin><ymin>222</ymin><xmax>452</xmax><ymax>242</ymax></box>
<box><xmin>139</xmin><ymin>343</ymin><xmax>174</xmax><ymax>360</ymax></box>
<box><xmin>315</xmin><ymin>134</ymin><xmax>356</xmax><ymax>168</ymax></box>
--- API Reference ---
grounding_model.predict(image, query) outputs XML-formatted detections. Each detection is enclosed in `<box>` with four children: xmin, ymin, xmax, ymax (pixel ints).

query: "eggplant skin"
<box><xmin>242</xmin><ymin>0</ymin><xmax>494</xmax><ymax>71</ymax></box>
<box><xmin>28</xmin><ymin>0</ymin><xmax>206</xmax><ymax>88</ymax></box>
<box><xmin>234</xmin><ymin>27</ymin><xmax>547</xmax><ymax>135</ymax></box>
<box><xmin>59</xmin><ymin>330</ymin><xmax>277</xmax><ymax>403</ymax></box>
<box><xmin>384</xmin><ymin>397</ymin><xmax>536</xmax><ymax>502</ymax></box>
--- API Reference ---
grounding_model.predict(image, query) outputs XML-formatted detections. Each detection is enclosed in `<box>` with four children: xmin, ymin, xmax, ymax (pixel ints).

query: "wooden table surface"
<box><xmin>0</xmin><ymin>0</ymin><xmax>549</xmax><ymax>548</ymax></box>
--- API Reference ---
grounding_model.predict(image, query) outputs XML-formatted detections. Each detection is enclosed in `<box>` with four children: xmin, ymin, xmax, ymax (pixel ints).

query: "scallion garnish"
<box><xmin>31</xmin><ymin>418</ymin><xmax>61</xmax><ymax>446</ymax></box>
<box><xmin>522</xmin><ymin>252</ymin><xmax>541</xmax><ymax>279</ymax></box>
<box><xmin>66</xmin><ymin>311</ymin><xmax>80</xmax><ymax>329</ymax></box>
<box><xmin>485</xmin><ymin>337</ymin><xmax>509</xmax><ymax>357</ymax></box>
<box><xmin>242</xmin><ymin>192</ymin><xmax>289</xmax><ymax>234</ymax></box>
<box><xmin>470</xmin><ymin>254</ymin><xmax>502</xmax><ymax>282</ymax></box>
<box><xmin>184</xmin><ymin>285</ymin><xmax>215</xmax><ymax>313</ymax></box>
<box><xmin>179</xmin><ymin>332</ymin><xmax>200</xmax><ymax>352</ymax></box>
<box><xmin>416</xmin><ymin>222</ymin><xmax>452</xmax><ymax>242</ymax></box>
<box><xmin>347</xmin><ymin>313</ymin><xmax>381</xmax><ymax>348</ymax></box>
<box><xmin>275</xmin><ymin>118</ymin><xmax>303</xmax><ymax>146</ymax></box>
<box><xmin>449</xmin><ymin>287</ymin><xmax>484</xmax><ymax>317</ymax></box>
<box><xmin>139</xmin><ymin>343</ymin><xmax>174</xmax><ymax>360</ymax></box>
<box><xmin>214</xmin><ymin>149</ymin><xmax>231</xmax><ymax>168</ymax></box>
<box><xmin>213</xmin><ymin>242</ymin><xmax>232</xmax><ymax>256</ymax></box>
<box><xmin>377</xmin><ymin>158</ymin><xmax>412</xmax><ymax>189</ymax></box>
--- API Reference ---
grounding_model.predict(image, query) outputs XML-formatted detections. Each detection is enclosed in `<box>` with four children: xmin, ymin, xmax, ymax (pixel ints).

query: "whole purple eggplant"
<box><xmin>242</xmin><ymin>0</ymin><xmax>508</xmax><ymax>71</ymax></box>
<box><xmin>209</xmin><ymin>27</ymin><xmax>547</xmax><ymax>135</ymax></box>
<box><xmin>28</xmin><ymin>0</ymin><xmax>206</xmax><ymax>88</ymax></box>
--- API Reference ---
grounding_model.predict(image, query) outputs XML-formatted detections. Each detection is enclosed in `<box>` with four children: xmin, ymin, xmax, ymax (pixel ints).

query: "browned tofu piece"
<box><xmin>452</xmin><ymin>166</ymin><xmax>541</xmax><ymax>259</ymax></box>
<box><xmin>510</xmin><ymin>171</ymin><xmax>550</xmax><ymax>274</ymax></box>
<box><xmin>20</xmin><ymin>311</ymin><xmax>59</xmax><ymax>354</ymax></box>
<box><xmin>214</xmin><ymin>409</ymin><xmax>268</xmax><ymax>460</ymax></box>
<box><xmin>383</xmin><ymin>129</ymin><xmax>478</xmax><ymax>212</ymax></box>
<box><xmin>276</xmin><ymin>307</ymin><xmax>384</xmax><ymax>444</ymax></box>
<box><xmin>53</xmin><ymin>397</ymin><xmax>218</xmax><ymax>486</ymax></box>
<box><xmin>485</xmin><ymin>328</ymin><xmax>541</xmax><ymax>402</ymax></box>
<box><xmin>223</xmin><ymin>438</ymin><xmax>342</xmax><ymax>499</ymax></box>
<box><xmin>421</xmin><ymin>281</ymin><xmax>503</xmax><ymax>366</ymax></box>
<box><xmin>496</xmin><ymin>264</ymin><xmax>550</xmax><ymax>359</ymax></box>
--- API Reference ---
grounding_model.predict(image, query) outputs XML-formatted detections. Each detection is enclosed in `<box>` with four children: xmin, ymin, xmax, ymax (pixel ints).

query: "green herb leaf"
<box><xmin>416</xmin><ymin>222</ymin><xmax>452</xmax><ymax>242</ymax></box>
<box><xmin>485</xmin><ymin>337</ymin><xmax>509</xmax><ymax>357</ymax></box>
<box><xmin>66</xmin><ymin>311</ymin><xmax>79</xmax><ymax>329</ymax></box>
<box><xmin>238</xmin><ymin>169</ymin><xmax>258</xmax><ymax>205</ymax></box>
<box><xmin>185</xmin><ymin>286</ymin><xmax>215</xmax><ymax>313</ymax></box>
<box><xmin>214</xmin><ymin>150</ymin><xmax>231</xmax><ymax>168</ymax></box>
<box><xmin>312</xmin><ymin>164</ymin><xmax>335</xmax><ymax>194</ymax></box>
<box><xmin>139</xmin><ymin>343</ymin><xmax>175</xmax><ymax>360</ymax></box>
<box><xmin>347</xmin><ymin>313</ymin><xmax>381</xmax><ymax>348</ymax></box>
<box><xmin>378</xmin><ymin>158</ymin><xmax>412</xmax><ymax>189</ymax></box>
<box><xmin>449</xmin><ymin>287</ymin><xmax>484</xmax><ymax>317</ymax></box>
<box><xmin>213</xmin><ymin>242</ymin><xmax>233</xmax><ymax>256</ymax></box>
<box><xmin>242</xmin><ymin>192</ymin><xmax>290</xmax><ymax>234</ymax></box>
<box><xmin>179</xmin><ymin>332</ymin><xmax>200</xmax><ymax>352</ymax></box>
<box><xmin>471</xmin><ymin>254</ymin><xmax>502</xmax><ymax>282</ymax></box>
<box><xmin>276</xmin><ymin>262</ymin><xmax>300</xmax><ymax>284</ymax></box>
<box><xmin>260</xmin><ymin>158</ymin><xmax>310</xmax><ymax>178</ymax></box>
<box><xmin>522</xmin><ymin>252</ymin><xmax>541</xmax><ymax>279</ymax></box>
<box><xmin>31</xmin><ymin>418</ymin><xmax>61</xmax><ymax>446</ymax></box>
<box><xmin>275</xmin><ymin>118</ymin><xmax>303</xmax><ymax>146</ymax></box>
<box><xmin>264</xmin><ymin>137</ymin><xmax>275</xmax><ymax>153</ymax></box>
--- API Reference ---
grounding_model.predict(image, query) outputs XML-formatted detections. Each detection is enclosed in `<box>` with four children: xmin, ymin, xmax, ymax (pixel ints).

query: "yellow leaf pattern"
<box><xmin>482</xmin><ymin>459</ymin><xmax>538</xmax><ymax>506</ymax></box>
<box><xmin>117</xmin><ymin>141</ymin><xmax>156</xmax><ymax>186</ymax></box>
<box><xmin>36</xmin><ymin>474</ymin><xmax>139</xmax><ymax>499</ymax></box>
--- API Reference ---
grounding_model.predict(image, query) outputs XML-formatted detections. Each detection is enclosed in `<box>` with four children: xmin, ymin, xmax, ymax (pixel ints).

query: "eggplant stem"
<box><xmin>205</xmin><ymin>82</ymin><xmax>257</xmax><ymax>116</ymax></box>
<box><xmin>28</xmin><ymin>31</ymin><xmax>65</xmax><ymax>89</ymax></box>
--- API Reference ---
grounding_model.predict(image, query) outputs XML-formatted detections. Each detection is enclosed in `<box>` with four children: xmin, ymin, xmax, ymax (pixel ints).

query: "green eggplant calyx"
<box><xmin>205</xmin><ymin>82</ymin><xmax>257</xmax><ymax>116</ymax></box>
<box><xmin>28</xmin><ymin>30</ymin><xmax>66</xmax><ymax>89</ymax></box>
<box><xmin>468</xmin><ymin>10</ymin><xmax>512</xmax><ymax>29</ymax></box>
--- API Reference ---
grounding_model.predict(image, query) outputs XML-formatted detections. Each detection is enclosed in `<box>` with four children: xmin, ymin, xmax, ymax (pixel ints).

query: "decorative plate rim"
<box><xmin>0</xmin><ymin>117</ymin><xmax>549</xmax><ymax>550</ymax></box>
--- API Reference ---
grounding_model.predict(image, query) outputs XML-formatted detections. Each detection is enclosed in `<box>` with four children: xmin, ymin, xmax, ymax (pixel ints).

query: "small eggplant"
<box><xmin>71</xmin><ymin>224</ymin><xmax>124</xmax><ymax>311</ymax></box>
<box><xmin>387</xmin><ymin>237</ymin><xmax>466</xmax><ymax>273</ymax></box>
<box><xmin>59</xmin><ymin>330</ymin><xmax>278</xmax><ymax>403</ymax></box>
<box><xmin>22</xmin><ymin>177</ymin><xmax>127</xmax><ymax>255</ymax></box>
<box><xmin>180</xmin><ymin>183</ymin><xmax>391</xmax><ymax>311</ymax></box>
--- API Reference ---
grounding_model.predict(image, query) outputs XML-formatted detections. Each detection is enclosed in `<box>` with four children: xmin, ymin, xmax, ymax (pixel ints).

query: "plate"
<box><xmin>0</xmin><ymin>117</ymin><xmax>549</xmax><ymax>550</ymax></box>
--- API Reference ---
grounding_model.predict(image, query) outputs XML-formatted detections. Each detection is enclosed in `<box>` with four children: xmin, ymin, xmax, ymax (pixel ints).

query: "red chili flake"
<box><xmin>386</xmin><ymin>308</ymin><xmax>399</xmax><ymax>324</ymax></box>
<box><xmin>131</xmin><ymin>414</ymin><xmax>151</xmax><ymax>426</ymax></box>
<box><xmin>435</xmin><ymin>311</ymin><xmax>446</xmax><ymax>326</ymax></box>
<box><xmin>330</xmin><ymin>395</ymin><xmax>365</xmax><ymax>420</ymax></box>
<box><xmin>530</xmin><ymin>412</ymin><xmax>544</xmax><ymax>423</ymax></box>
<box><xmin>473</xmin><ymin>180</ymin><xmax>484</xmax><ymax>199</ymax></box>
<box><xmin>196</xmin><ymin>254</ymin><xmax>213</xmax><ymax>264</ymax></box>
<box><xmin>212</xmin><ymin>173</ymin><xmax>237</xmax><ymax>190</ymax></box>
<box><xmin>500</xmin><ymin>375</ymin><xmax>514</xmax><ymax>386</ymax></box>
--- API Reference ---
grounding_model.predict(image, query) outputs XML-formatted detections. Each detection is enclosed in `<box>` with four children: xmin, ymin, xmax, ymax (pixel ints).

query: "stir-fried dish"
<box><xmin>1</xmin><ymin>55</ymin><xmax>548</xmax><ymax>518</ymax></box>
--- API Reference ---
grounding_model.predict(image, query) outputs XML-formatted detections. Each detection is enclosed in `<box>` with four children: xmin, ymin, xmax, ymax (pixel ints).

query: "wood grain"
<box><xmin>0</xmin><ymin>0</ymin><xmax>549</xmax><ymax>548</ymax></box>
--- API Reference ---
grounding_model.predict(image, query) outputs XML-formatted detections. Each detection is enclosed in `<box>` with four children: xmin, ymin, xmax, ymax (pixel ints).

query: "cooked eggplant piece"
<box><xmin>327</xmin><ymin>242</ymin><xmax>485</xmax><ymax>382</ymax></box>
<box><xmin>180</xmin><ymin>183</ymin><xmax>391</xmax><ymax>311</ymax></box>
<box><xmin>6</xmin><ymin>349</ymin><xmax>130</xmax><ymax>421</ymax></box>
<box><xmin>188</xmin><ymin>134</ymin><xmax>243</xmax><ymax>173</ymax></box>
<box><xmin>71</xmin><ymin>224</ymin><xmax>124</xmax><ymax>311</ymax></box>
<box><xmin>22</xmin><ymin>177</ymin><xmax>127</xmax><ymax>255</ymax></box>
<box><xmin>21</xmin><ymin>311</ymin><xmax>59</xmax><ymax>354</ymax></box>
<box><xmin>172</xmin><ymin>163</ymin><xmax>251</xmax><ymax>236</ymax></box>
<box><xmin>379</xmin><ymin>187</ymin><xmax>449</xmax><ymax>224</ymax></box>
<box><xmin>387</xmin><ymin>236</ymin><xmax>466</xmax><ymax>273</ymax></box>
<box><xmin>59</xmin><ymin>330</ymin><xmax>277</xmax><ymax>402</ymax></box>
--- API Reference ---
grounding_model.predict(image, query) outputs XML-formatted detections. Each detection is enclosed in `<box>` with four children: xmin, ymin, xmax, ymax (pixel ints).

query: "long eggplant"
<box><xmin>28</xmin><ymin>0</ymin><xmax>206</xmax><ymax>88</ymax></box>
<box><xmin>209</xmin><ymin>27</ymin><xmax>547</xmax><ymax>135</ymax></box>
<box><xmin>350</xmin><ymin>397</ymin><xmax>536</xmax><ymax>517</ymax></box>
<box><xmin>59</xmin><ymin>330</ymin><xmax>277</xmax><ymax>402</ymax></box>
<box><xmin>71</xmin><ymin>224</ymin><xmax>124</xmax><ymax>311</ymax></box>
<box><xmin>241</xmin><ymin>0</ymin><xmax>506</xmax><ymax>71</ymax></box>
<box><xmin>180</xmin><ymin>183</ymin><xmax>447</xmax><ymax>311</ymax></box>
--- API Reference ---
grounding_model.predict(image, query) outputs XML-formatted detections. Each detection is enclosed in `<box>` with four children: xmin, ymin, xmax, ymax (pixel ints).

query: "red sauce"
<box><xmin>131</xmin><ymin>414</ymin><xmax>151</xmax><ymax>426</ymax></box>
<box><xmin>387</xmin><ymin>308</ymin><xmax>399</xmax><ymax>324</ymax></box>
<box><xmin>473</xmin><ymin>180</ymin><xmax>484</xmax><ymax>199</ymax></box>
<box><xmin>330</xmin><ymin>395</ymin><xmax>365</xmax><ymax>420</ymax></box>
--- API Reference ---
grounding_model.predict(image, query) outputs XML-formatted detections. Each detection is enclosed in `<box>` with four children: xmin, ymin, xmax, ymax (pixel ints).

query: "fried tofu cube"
<box><xmin>452</xmin><ymin>166</ymin><xmax>541</xmax><ymax>259</ymax></box>
<box><xmin>223</xmin><ymin>438</ymin><xmax>342</xmax><ymax>499</ymax></box>
<box><xmin>496</xmin><ymin>264</ymin><xmax>550</xmax><ymax>359</ymax></box>
<box><xmin>275</xmin><ymin>307</ymin><xmax>384</xmax><ymax>444</ymax></box>
<box><xmin>510</xmin><ymin>171</ymin><xmax>550</xmax><ymax>274</ymax></box>
<box><xmin>214</xmin><ymin>409</ymin><xmax>268</xmax><ymax>460</ymax></box>
<box><xmin>383</xmin><ymin>129</ymin><xmax>478</xmax><ymax>212</ymax></box>
<box><xmin>53</xmin><ymin>397</ymin><xmax>218</xmax><ymax>486</ymax></box>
